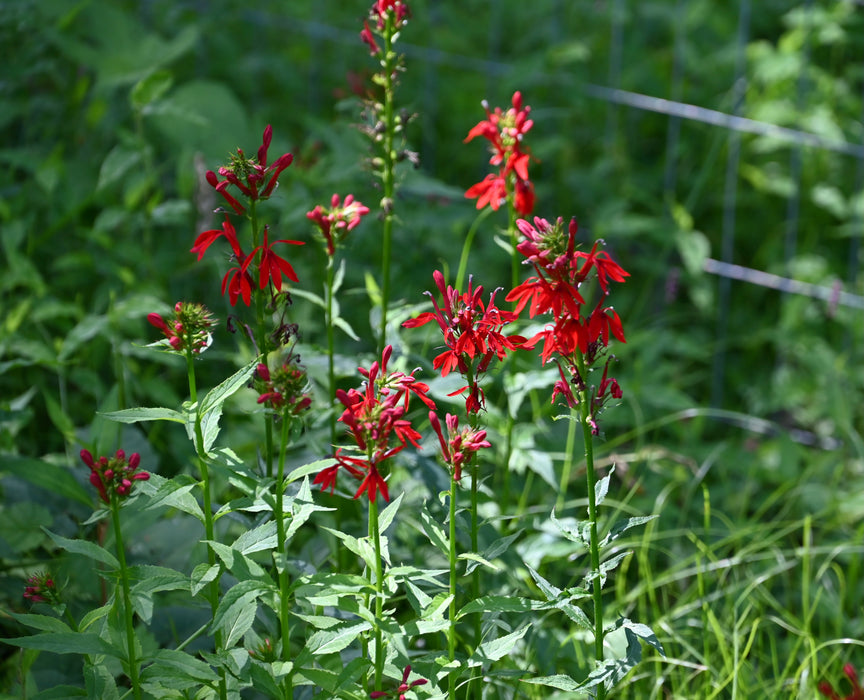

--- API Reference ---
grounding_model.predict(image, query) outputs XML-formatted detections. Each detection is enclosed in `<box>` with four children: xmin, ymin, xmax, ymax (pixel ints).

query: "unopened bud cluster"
<box><xmin>80</xmin><ymin>449</ymin><xmax>150</xmax><ymax>504</ymax></box>
<box><xmin>23</xmin><ymin>572</ymin><xmax>60</xmax><ymax>605</ymax></box>
<box><xmin>148</xmin><ymin>302</ymin><xmax>215</xmax><ymax>354</ymax></box>
<box><xmin>254</xmin><ymin>356</ymin><xmax>312</xmax><ymax>418</ymax></box>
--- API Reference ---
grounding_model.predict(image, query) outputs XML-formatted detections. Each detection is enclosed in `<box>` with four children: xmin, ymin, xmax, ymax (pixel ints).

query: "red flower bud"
<box><xmin>80</xmin><ymin>449</ymin><xmax>95</xmax><ymax>468</ymax></box>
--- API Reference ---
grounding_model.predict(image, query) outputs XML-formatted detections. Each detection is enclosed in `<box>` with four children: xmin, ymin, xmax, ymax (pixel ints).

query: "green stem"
<box><xmin>557</xmin><ymin>409</ymin><xmax>578</xmax><ymax>512</ymax></box>
<box><xmin>368</xmin><ymin>496</ymin><xmax>385</xmax><ymax>691</ymax></box>
<box><xmin>110</xmin><ymin>497</ymin><xmax>141</xmax><ymax>700</ymax></box>
<box><xmin>574</xmin><ymin>352</ymin><xmax>605</xmax><ymax>698</ymax></box>
<box><xmin>454</xmin><ymin>206</ymin><xmax>494</xmax><ymax>292</ymax></box>
<box><xmin>186</xmin><ymin>349</ymin><xmax>228</xmax><ymax>700</ymax></box>
<box><xmin>275</xmin><ymin>417</ymin><xmax>293</xmax><ymax>699</ymax></box>
<box><xmin>448</xmin><ymin>469</ymin><xmax>458</xmax><ymax>700</ymax></box>
<box><xmin>378</xmin><ymin>13</ymin><xmax>397</xmax><ymax>354</ymax></box>
<box><xmin>325</xmin><ymin>257</ymin><xmax>337</xmax><ymax>448</ymax></box>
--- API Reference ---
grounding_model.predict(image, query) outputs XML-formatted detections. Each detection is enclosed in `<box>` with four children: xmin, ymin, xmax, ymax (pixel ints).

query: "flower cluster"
<box><xmin>464</xmin><ymin>91</ymin><xmax>535</xmax><ymax>216</ymax></box>
<box><xmin>820</xmin><ymin>665</ymin><xmax>864</xmax><ymax>700</ymax></box>
<box><xmin>369</xmin><ymin>665</ymin><xmax>427</xmax><ymax>699</ymax></box>
<box><xmin>147</xmin><ymin>302</ymin><xmax>215</xmax><ymax>354</ymax></box>
<box><xmin>80</xmin><ymin>449</ymin><xmax>149</xmax><ymax>504</ymax></box>
<box><xmin>23</xmin><ymin>572</ymin><xmax>60</xmax><ymax>605</ymax></box>
<box><xmin>361</xmin><ymin>0</ymin><xmax>410</xmax><ymax>56</ymax></box>
<box><xmin>206</xmin><ymin>125</ymin><xmax>293</xmax><ymax>215</ymax></box>
<box><xmin>253</xmin><ymin>355</ymin><xmax>312</xmax><ymax>418</ymax></box>
<box><xmin>191</xmin><ymin>218</ymin><xmax>303</xmax><ymax>306</ymax></box>
<box><xmin>402</xmin><ymin>270</ymin><xmax>525</xmax><ymax>413</ymax></box>
<box><xmin>306</xmin><ymin>193</ymin><xmax>371</xmax><ymax>257</ymax></box>
<box><xmin>428</xmin><ymin>411</ymin><xmax>491</xmax><ymax>482</ymax></box>
<box><xmin>508</xmin><ymin>216</ymin><xmax>628</xmax><ymax>432</ymax></box>
<box><xmin>314</xmin><ymin>346</ymin><xmax>433</xmax><ymax>502</ymax></box>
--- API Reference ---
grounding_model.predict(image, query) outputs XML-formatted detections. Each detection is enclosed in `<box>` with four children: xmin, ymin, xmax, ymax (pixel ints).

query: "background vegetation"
<box><xmin>1</xmin><ymin>0</ymin><xmax>862</xmax><ymax>697</ymax></box>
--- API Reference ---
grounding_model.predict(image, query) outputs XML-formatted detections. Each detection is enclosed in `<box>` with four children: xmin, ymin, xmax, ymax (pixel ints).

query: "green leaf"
<box><xmin>521</xmin><ymin>674</ymin><xmax>583</xmax><ymax>692</ymax></box>
<box><xmin>141</xmin><ymin>648</ymin><xmax>219</xmax><ymax>685</ymax></box>
<box><xmin>194</xmin><ymin>358</ymin><xmax>257</xmax><ymax>452</ymax></box>
<box><xmin>190</xmin><ymin>563</ymin><xmax>220</xmax><ymax>597</ymax></box>
<box><xmin>620</xmin><ymin>617</ymin><xmax>665</xmax><ymax>656</ymax></box>
<box><xmin>79</xmin><ymin>604</ymin><xmax>112</xmax><ymax>632</ymax></box>
<box><xmin>458</xmin><ymin>552</ymin><xmax>499</xmax><ymax>572</ymax></box>
<box><xmin>0</xmin><ymin>455</ymin><xmax>91</xmax><ymax>506</ymax></box>
<box><xmin>286</xmin><ymin>457</ymin><xmax>337</xmax><ymax>484</ymax></box>
<box><xmin>98</xmin><ymin>406</ymin><xmax>184</xmax><ymax>424</ymax></box>
<box><xmin>418</xmin><ymin>503</ymin><xmax>449</xmax><ymax>555</ymax></box>
<box><xmin>549</xmin><ymin>510</ymin><xmax>591</xmax><ymax>547</ymax></box>
<box><xmin>84</xmin><ymin>664</ymin><xmax>119</xmax><ymax>700</ymax></box>
<box><xmin>211</xmin><ymin>580</ymin><xmax>270</xmax><ymax>648</ymax></box>
<box><xmin>143</xmin><ymin>473</ymin><xmax>204</xmax><ymax>521</ymax></box>
<box><xmin>43</xmin><ymin>529</ymin><xmax>119</xmax><ymax>569</ymax></box>
<box><xmin>475</xmin><ymin>625</ymin><xmax>530</xmax><ymax>662</ymax></box>
<box><xmin>4</xmin><ymin>612</ymin><xmax>72</xmax><ymax>634</ymax></box>
<box><xmin>131</xmin><ymin>69</ymin><xmax>173</xmax><ymax>111</ymax></box>
<box><xmin>594</xmin><ymin>466</ymin><xmax>614</xmax><ymax>507</ymax></box>
<box><xmin>457</xmin><ymin>596</ymin><xmax>548</xmax><ymax>619</ymax></box>
<box><xmin>0</xmin><ymin>503</ymin><xmax>52</xmax><ymax>552</ymax></box>
<box><xmin>233</xmin><ymin>521</ymin><xmax>277</xmax><ymax>555</ymax></box>
<box><xmin>377</xmin><ymin>492</ymin><xmax>403</xmax><ymax>534</ymax></box>
<box><xmin>1</xmin><ymin>632</ymin><xmax>121</xmax><ymax>658</ymax></box>
<box><xmin>306</xmin><ymin>621</ymin><xmax>372</xmax><ymax>655</ymax></box>
<box><xmin>599</xmin><ymin>515</ymin><xmax>658</xmax><ymax>549</ymax></box>
<box><xmin>129</xmin><ymin>565</ymin><xmax>189</xmax><ymax>624</ymax></box>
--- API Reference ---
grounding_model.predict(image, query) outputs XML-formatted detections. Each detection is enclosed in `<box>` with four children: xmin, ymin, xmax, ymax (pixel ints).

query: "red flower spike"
<box><xmin>307</xmin><ymin>193</ymin><xmax>370</xmax><ymax>257</ymax></box>
<box><xmin>250</xmin><ymin>226</ymin><xmax>303</xmax><ymax>292</ymax></box>
<box><xmin>81</xmin><ymin>449</ymin><xmax>150</xmax><ymax>504</ymax></box>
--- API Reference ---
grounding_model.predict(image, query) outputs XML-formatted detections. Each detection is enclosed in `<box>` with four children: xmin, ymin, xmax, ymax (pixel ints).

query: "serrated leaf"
<box><xmin>476</xmin><ymin>625</ymin><xmax>530</xmax><ymax>662</ymax></box>
<box><xmin>549</xmin><ymin>510</ymin><xmax>591</xmax><ymax>546</ymax></box>
<box><xmin>599</xmin><ymin>515</ymin><xmax>658</xmax><ymax>549</ymax></box>
<box><xmin>594</xmin><ymin>466</ymin><xmax>614</xmax><ymax>507</ymax></box>
<box><xmin>418</xmin><ymin>503</ymin><xmax>449</xmax><ymax>555</ymax></box>
<box><xmin>79</xmin><ymin>604</ymin><xmax>112</xmax><ymax>632</ymax></box>
<box><xmin>211</xmin><ymin>580</ymin><xmax>268</xmax><ymax>648</ymax></box>
<box><xmin>1</xmin><ymin>632</ymin><xmax>121</xmax><ymax>658</ymax></box>
<box><xmin>621</xmin><ymin>618</ymin><xmax>665</xmax><ymax>656</ymax></box>
<box><xmin>377</xmin><ymin>492</ymin><xmax>403</xmax><ymax>534</ymax></box>
<box><xmin>143</xmin><ymin>474</ymin><xmax>204</xmax><ymax>521</ymax></box>
<box><xmin>190</xmin><ymin>563</ymin><xmax>220</xmax><ymax>597</ymax></box>
<box><xmin>43</xmin><ymin>529</ymin><xmax>119</xmax><ymax>569</ymax></box>
<box><xmin>141</xmin><ymin>648</ymin><xmax>219</xmax><ymax>684</ymax></box>
<box><xmin>98</xmin><ymin>406</ymin><xmax>185</xmax><ymax>424</ymax></box>
<box><xmin>200</xmin><ymin>359</ymin><xmax>257</xmax><ymax>417</ymax></box>
<box><xmin>521</xmin><ymin>674</ymin><xmax>583</xmax><ymax>692</ymax></box>
<box><xmin>5</xmin><ymin>612</ymin><xmax>72</xmax><ymax>634</ymax></box>
<box><xmin>306</xmin><ymin>621</ymin><xmax>371</xmax><ymax>655</ymax></box>
<box><xmin>233</xmin><ymin>521</ymin><xmax>277</xmax><ymax>555</ymax></box>
<box><xmin>84</xmin><ymin>663</ymin><xmax>119</xmax><ymax>700</ymax></box>
<box><xmin>457</xmin><ymin>596</ymin><xmax>548</xmax><ymax>619</ymax></box>
<box><xmin>130</xmin><ymin>565</ymin><xmax>189</xmax><ymax>624</ymax></box>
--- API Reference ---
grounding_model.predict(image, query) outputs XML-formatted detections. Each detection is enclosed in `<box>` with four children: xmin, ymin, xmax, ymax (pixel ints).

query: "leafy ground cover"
<box><xmin>1</xmin><ymin>1</ymin><xmax>862</xmax><ymax>698</ymax></box>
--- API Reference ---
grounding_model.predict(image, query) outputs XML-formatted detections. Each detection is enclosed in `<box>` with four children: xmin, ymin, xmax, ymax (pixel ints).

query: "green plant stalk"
<box><xmin>377</xmin><ymin>12</ymin><xmax>396</xmax><ymax>354</ymax></box>
<box><xmin>369</xmin><ymin>494</ymin><xmax>385</xmax><ymax>691</ymax></box>
<box><xmin>109</xmin><ymin>495</ymin><xmax>141</xmax><ymax>700</ymax></box>
<box><xmin>574</xmin><ymin>352</ymin><xmax>605</xmax><ymax>699</ymax></box>
<box><xmin>275</xmin><ymin>416</ymin><xmax>293</xmax><ymax>699</ymax></box>
<box><xmin>186</xmin><ymin>349</ymin><xmax>228</xmax><ymax>700</ymax></box>
<box><xmin>556</xmin><ymin>408</ymin><xmax>578</xmax><ymax>512</ymax></box>
<box><xmin>448</xmin><ymin>468</ymin><xmax>458</xmax><ymax>700</ymax></box>
<box><xmin>454</xmin><ymin>206</ymin><xmax>493</xmax><ymax>292</ymax></box>
<box><xmin>249</xmin><ymin>202</ymin><xmax>276</xmax><ymax>479</ymax></box>
<box><xmin>325</xmin><ymin>256</ymin><xmax>338</xmax><ymax>448</ymax></box>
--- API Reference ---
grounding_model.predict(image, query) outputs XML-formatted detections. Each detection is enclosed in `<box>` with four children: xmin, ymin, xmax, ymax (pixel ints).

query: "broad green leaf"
<box><xmin>620</xmin><ymin>618</ymin><xmax>665</xmax><ymax>655</ymax></box>
<box><xmin>143</xmin><ymin>473</ymin><xmax>204</xmax><ymax>521</ymax></box>
<box><xmin>0</xmin><ymin>456</ymin><xmax>91</xmax><ymax>506</ymax></box>
<box><xmin>141</xmin><ymin>648</ymin><xmax>219</xmax><ymax>684</ymax></box>
<box><xmin>211</xmin><ymin>580</ymin><xmax>269</xmax><ymax>648</ymax></box>
<box><xmin>1</xmin><ymin>632</ymin><xmax>121</xmax><ymax>658</ymax></box>
<box><xmin>377</xmin><ymin>492</ymin><xmax>403</xmax><ymax>534</ymax></box>
<box><xmin>98</xmin><ymin>406</ymin><xmax>184</xmax><ymax>424</ymax></box>
<box><xmin>285</xmin><ymin>477</ymin><xmax>331</xmax><ymax>542</ymax></box>
<box><xmin>129</xmin><ymin>565</ymin><xmax>189</xmax><ymax>624</ymax></box>
<box><xmin>418</xmin><ymin>503</ymin><xmax>449</xmax><ymax>554</ymax></box>
<box><xmin>475</xmin><ymin>625</ymin><xmax>530</xmax><ymax>662</ymax></box>
<box><xmin>79</xmin><ymin>604</ymin><xmax>112</xmax><ymax>632</ymax></box>
<box><xmin>4</xmin><ymin>613</ymin><xmax>71</xmax><ymax>634</ymax></box>
<box><xmin>233</xmin><ymin>521</ymin><xmax>277</xmax><ymax>555</ymax></box>
<box><xmin>29</xmin><ymin>685</ymin><xmax>88</xmax><ymax>698</ymax></box>
<box><xmin>458</xmin><ymin>552</ymin><xmax>499</xmax><ymax>572</ymax></box>
<box><xmin>306</xmin><ymin>621</ymin><xmax>372</xmax><ymax>655</ymax></box>
<box><xmin>84</xmin><ymin>663</ymin><xmax>119</xmax><ymax>700</ymax></box>
<box><xmin>43</xmin><ymin>529</ymin><xmax>119</xmax><ymax>569</ymax></box>
<box><xmin>594</xmin><ymin>466</ymin><xmax>614</xmax><ymax>507</ymax></box>
<box><xmin>549</xmin><ymin>510</ymin><xmax>591</xmax><ymax>547</ymax></box>
<box><xmin>190</xmin><ymin>563</ymin><xmax>220</xmax><ymax>597</ymax></box>
<box><xmin>200</xmin><ymin>358</ymin><xmax>258</xmax><ymax>417</ymax></box>
<box><xmin>0</xmin><ymin>503</ymin><xmax>52</xmax><ymax>552</ymax></box>
<box><xmin>521</xmin><ymin>674</ymin><xmax>583</xmax><ymax>692</ymax></box>
<box><xmin>286</xmin><ymin>457</ymin><xmax>337</xmax><ymax>484</ymax></box>
<box><xmin>457</xmin><ymin>596</ymin><xmax>548</xmax><ymax>618</ymax></box>
<box><xmin>57</xmin><ymin>314</ymin><xmax>107</xmax><ymax>361</ymax></box>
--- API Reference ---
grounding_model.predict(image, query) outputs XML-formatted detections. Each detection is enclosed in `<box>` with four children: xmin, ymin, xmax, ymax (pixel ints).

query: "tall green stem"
<box><xmin>378</xmin><ymin>13</ymin><xmax>396</xmax><ymax>354</ymax></box>
<box><xmin>110</xmin><ymin>497</ymin><xmax>141</xmax><ymax>700</ymax></box>
<box><xmin>575</xmin><ymin>352</ymin><xmax>605</xmax><ymax>698</ymax></box>
<box><xmin>325</xmin><ymin>257</ymin><xmax>337</xmax><ymax>448</ymax></box>
<box><xmin>186</xmin><ymin>350</ymin><xmax>228</xmax><ymax>700</ymax></box>
<box><xmin>447</xmin><ymin>469</ymin><xmax>458</xmax><ymax>700</ymax></box>
<box><xmin>275</xmin><ymin>417</ymin><xmax>293</xmax><ymax>699</ymax></box>
<box><xmin>368</xmin><ymin>496</ymin><xmax>385</xmax><ymax>691</ymax></box>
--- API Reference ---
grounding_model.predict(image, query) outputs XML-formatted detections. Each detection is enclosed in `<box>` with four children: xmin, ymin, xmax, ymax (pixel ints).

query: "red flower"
<box><xmin>222</xmin><ymin>256</ymin><xmax>255</xmax><ymax>307</ymax></box>
<box><xmin>205</xmin><ymin>125</ymin><xmax>293</xmax><ymax>214</ymax></box>
<box><xmin>369</xmin><ymin>664</ymin><xmax>427</xmax><ymax>700</ymax></box>
<box><xmin>306</xmin><ymin>193</ymin><xmax>371</xmax><ymax>257</ymax></box>
<box><xmin>464</xmin><ymin>91</ymin><xmax>535</xmax><ymax>215</ymax></box>
<box><xmin>23</xmin><ymin>572</ymin><xmax>59</xmax><ymax>605</ymax></box>
<box><xmin>360</xmin><ymin>20</ymin><xmax>380</xmax><ymax>55</ymax></box>
<box><xmin>429</xmin><ymin>411</ymin><xmax>491</xmax><ymax>482</ymax></box>
<box><xmin>249</xmin><ymin>226</ymin><xmax>303</xmax><ymax>291</ymax></box>
<box><xmin>254</xmin><ymin>356</ymin><xmax>312</xmax><ymax>417</ymax></box>
<box><xmin>819</xmin><ymin>665</ymin><xmax>864</xmax><ymax>700</ymax></box>
<box><xmin>314</xmin><ymin>346</ymin><xmax>430</xmax><ymax>502</ymax></box>
<box><xmin>80</xmin><ymin>449</ymin><xmax>149</xmax><ymax>504</ymax></box>
<box><xmin>191</xmin><ymin>217</ymin><xmax>243</xmax><ymax>262</ymax></box>
<box><xmin>403</xmin><ymin>271</ymin><xmax>525</xmax><ymax>413</ymax></box>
